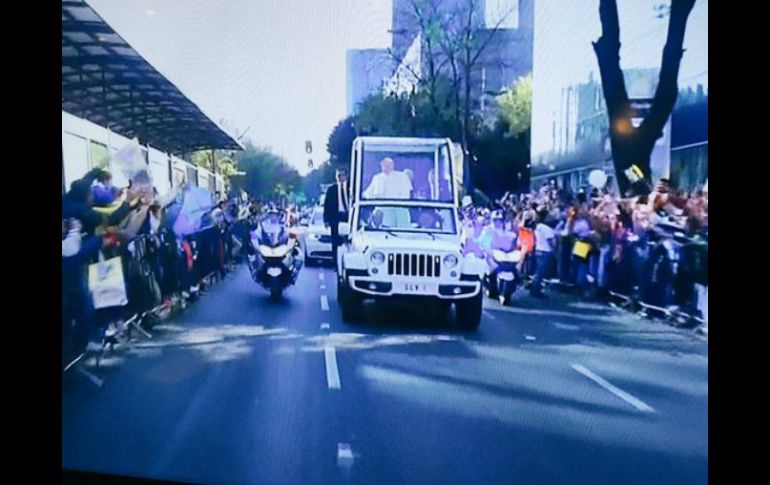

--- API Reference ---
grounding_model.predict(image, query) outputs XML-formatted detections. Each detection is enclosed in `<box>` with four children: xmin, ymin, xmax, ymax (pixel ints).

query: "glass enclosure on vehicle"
<box><xmin>257</xmin><ymin>213</ymin><xmax>288</xmax><ymax>247</ymax></box>
<box><xmin>354</xmin><ymin>138</ymin><xmax>455</xmax><ymax>204</ymax></box>
<box><xmin>357</xmin><ymin>204</ymin><xmax>457</xmax><ymax>234</ymax></box>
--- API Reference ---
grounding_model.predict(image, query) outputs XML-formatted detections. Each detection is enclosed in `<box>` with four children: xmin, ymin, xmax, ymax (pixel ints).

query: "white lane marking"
<box><xmin>320</xmin><ymin>284</ymin><xmax>327</xmax><ymax>290</ymax></box>
<box><xmin>76</xmin><ymin>367</ymin><xmax>104</xmax><ymax>387</ymax></box>
<box><xmin>553</xmin><ymin>322</ymin><xmax>580</xmax><ymax>331</ymax></box>
<box><xmin>321</xmin><ymin>322</ymin><xmax>330</xmax><ymax>330</ymax></box>
<box><xmin>320</xmin><ymin>295</ymin><xmax>330</xmax><ymax>311</ymax></box>
<box><xmin>483</xmin><ymin>310</ymin><xmax>496</xmax><ymax>320</ymax></box>
<box><xmin>337</xmin><ymin>442</ymin><xmax>354</xmax><ymax>469</ymax></box>
<box><xmin>570</xmin><ymin>363</ymin><xmax>655</xmax><ymax>413</ymax></box>
<box><xmin>324</xmin><ymin>346</ymin><xmax>341</xmax><ymax>390</ymax></box>
<box><xmin>524</xmin><ymin>335</ymin><xmax>536</xmax><ymax>341</ymax></box>
<box><xmin>319</xmin><ymin>272</ymin><xmax>325</xmax><ymax>281</ymax></box>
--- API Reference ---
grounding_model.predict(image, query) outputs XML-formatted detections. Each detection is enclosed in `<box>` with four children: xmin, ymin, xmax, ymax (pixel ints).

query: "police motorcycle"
<box><xmin>482</xmin><ymin>211</ymin><xmax>521</xmax><ymax>306</ymax></box>
<box><xmin>246</xmin><ymin>208</ymin><xmax>303</xmax><ymax>300</ymax></box>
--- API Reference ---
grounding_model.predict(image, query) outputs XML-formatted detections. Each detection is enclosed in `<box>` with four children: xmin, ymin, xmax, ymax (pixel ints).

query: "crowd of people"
<box><xmin>62</xmin><ymin>167</ymin><xmax>708</xmax><ymax>371</ymax></box>
<box><xmin>62</xmin><ymin>168</ymin><xmax>248</xmax><ymax>370</ymax></box>
<box><xmin>460</xmin><ymin>178</ymin><xmax>708</xmax><ymax>325</ymax></box>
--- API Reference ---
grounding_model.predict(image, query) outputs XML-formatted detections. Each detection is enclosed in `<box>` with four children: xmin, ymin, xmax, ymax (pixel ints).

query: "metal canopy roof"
<box><xmin>62</xmin><ymin>0</ymin><xmax>242</xmax><ymax>154</ymax></box>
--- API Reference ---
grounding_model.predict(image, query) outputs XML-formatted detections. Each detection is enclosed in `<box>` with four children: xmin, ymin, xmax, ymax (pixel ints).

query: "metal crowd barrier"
<box><xmin>63</xmin><ymin>216</ymin><xmax>246</xmax><ymax>386</ymax></box>
<box><xmin>545</xmin><ymin>233</ymin><xmax>708</xmax><ymax>328</ymax></box>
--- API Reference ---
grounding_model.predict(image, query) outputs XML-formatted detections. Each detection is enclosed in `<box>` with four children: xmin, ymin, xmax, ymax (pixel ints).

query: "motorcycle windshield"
<box><xmin>259</xmin><ymin>221</ymin><xmax>288</xmax><ymax>247</ymax></box>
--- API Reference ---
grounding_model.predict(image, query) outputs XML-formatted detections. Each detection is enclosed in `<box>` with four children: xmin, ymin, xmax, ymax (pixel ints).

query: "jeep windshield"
<box><xmin>359</xmin><ymin>142</ymin><xmax>453</xmax><ymax>203</ymax></box>
<box><xmin>358</xmin><ymin>204</ymin><xmax>456</xmax><ymax>234</ymax></box>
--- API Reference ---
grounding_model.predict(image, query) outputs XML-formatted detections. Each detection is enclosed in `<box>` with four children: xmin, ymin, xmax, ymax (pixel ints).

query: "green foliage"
<box><xmin>469</xmin><ymin>117</ymin><xmax>531</xmax><ymax>198</ymax></box>
<box><xmin>327</xmin><ymin>116</ymin><xmax>357</xmax><ymax>169</ymax></box>
<box><xmin>496</xmin><ymin>74</ymin><xmax>533</xmax><ymax>136</ymax></box>
<box><xmin>355</xmin><ymin>84</ymin><xmax>460</xmax><ymax>139</ymax></box>
<box><xmin>189</xmin><ymin>149</ymin><xmax>243</xmax><ymax>193</ymax></box>
<box><xmin>230</xmin><ymin>144</ymin><xmax>301</xmax><ymax>200</ymax></box>
<box><xmin>301</xmin><ymin>160</ymin><xmax>335</xmax><ymax>203</ymax></box>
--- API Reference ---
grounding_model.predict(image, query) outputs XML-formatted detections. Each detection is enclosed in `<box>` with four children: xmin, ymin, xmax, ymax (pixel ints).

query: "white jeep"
<box><xmin>336</xmin><ymin>137</ymin><xmax>486</xmax><ymax>330</ymax></box>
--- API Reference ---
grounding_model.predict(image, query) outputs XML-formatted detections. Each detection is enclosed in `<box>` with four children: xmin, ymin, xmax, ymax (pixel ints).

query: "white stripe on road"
<box><xmin>320</xmin><ymin>284</ymin><xmax>327</xmax><ymax>290</ymax></box>
<box><xmin>320</xmin><ymin>295</ymin><xmax>330</xmax><ymax>311</ymax></box>
<box><xmin>570</xmin><ymin>363</ymin><xmax>655</xmax><ymax>413</ymax></box>
<box><xmin>324</xmin><ymin>346</ymin><xmax>341</xmax><ymax>390</ymax></box>
<box><xmin>337</xmin><ymin>442</ymin><xmax>354</xmax><ymax>469</ymax></box>
<box><xmin>483</xmin><ymin>310</ymin><xmax>496</xmax><ymax>320</ymax></box>
<box><xmin>524</xmin><ymin>335</ymin><xmax>536</xmax><ymax>341</ymax></box>
<box><xmin>319</xmin><ymin>272</ymin><xmax>325</xmax><ymax>281</ymax></box>
<box><xmin>321</xmin><ymin>322</ymin><xmax>330</xmax><ymax>330</ymax></box>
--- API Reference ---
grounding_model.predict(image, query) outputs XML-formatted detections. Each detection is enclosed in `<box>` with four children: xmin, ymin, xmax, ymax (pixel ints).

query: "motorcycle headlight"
<box><xmin>443</xmin><ymin>254</ymin><xmax>459</xmax><ymax>268</ymax></box>
<box><xmin>370</xmin><ymin>251</ymin><xmax>386</xmax><ymax>265</ymax></box>
<box><xmin>258</xmin><ymin>245</ymin><xmax>272</xmax><ymax>257</ymax></box>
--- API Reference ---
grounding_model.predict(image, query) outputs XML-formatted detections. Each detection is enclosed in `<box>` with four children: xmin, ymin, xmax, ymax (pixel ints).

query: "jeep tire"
<box><xmin>338</xmin><ymin>277</ymin><xmax>364</xmax><ymax>323</ymax></box>
<box><xmin>455</xmin><ymin>292</ymin><xmax>482</xmax><ymax>330</ymax></box>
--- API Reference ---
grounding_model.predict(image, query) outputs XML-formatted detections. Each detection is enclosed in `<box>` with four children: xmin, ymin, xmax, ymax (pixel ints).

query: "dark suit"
<box><xmin>323</xmin><ymin>182</ymin><xmax>350</xmax><ymax>264</ymax></box>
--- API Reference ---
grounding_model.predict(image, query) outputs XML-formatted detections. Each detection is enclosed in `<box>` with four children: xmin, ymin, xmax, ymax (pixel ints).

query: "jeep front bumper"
<box><xmin>346</xmin><ymin>275</ymin><xmax>481</xmax><ymax>299</ymax></box>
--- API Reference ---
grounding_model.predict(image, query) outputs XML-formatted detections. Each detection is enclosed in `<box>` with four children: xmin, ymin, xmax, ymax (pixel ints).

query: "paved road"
<box><xmin>62</xmin><ymin>263</ymin><xmax>708</xmax><ymax>485</ymax></box>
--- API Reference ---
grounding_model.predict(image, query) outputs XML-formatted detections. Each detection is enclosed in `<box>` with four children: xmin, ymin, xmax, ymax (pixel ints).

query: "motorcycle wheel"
<box><xmin>269</xmin><ymin>278</ymin><xmax>283</xmax><ymax>301</ymax></box>
<box><xmin>486</xmin><ymin>274</ymin><xmax>499</xmax><ymax>299</ymax></box>
<box><xmin>496</xmin><ymin>280</ymin><xmax>509</xmax><ymax>306</ymax></box>
<box><xmin>456</xmin><ymin>293</ymin><xmax>483</xmax><ymax>331</ymax></box>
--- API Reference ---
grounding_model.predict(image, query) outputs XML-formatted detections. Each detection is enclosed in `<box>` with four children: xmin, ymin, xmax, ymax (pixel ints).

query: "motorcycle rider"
<box><xmin>479</xmin><ymin>210</ymin><xmax>518</xmax><ymax>298</ymax></box>
<box><xmin>479</xmin><ymin>211</ymin><xmax>516</xmax><ymax>255</ymax></box>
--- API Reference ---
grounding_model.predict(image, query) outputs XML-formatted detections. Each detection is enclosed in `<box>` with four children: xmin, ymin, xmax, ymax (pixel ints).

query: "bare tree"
<box><xmin>386</xmin><ymin>0</ymin><xmax>450</xmax><ymax>115</ymax></box>
<box><xmin>593</xmin><ymin>0</ymin><xmax>696</xmax><ymax>195</ymax></box>
<box><xmin>387</xmin><ymin>0</ymin><xmax>515</xmax><ymax>149</ymax></box>
<box><xmin>438</xmin><ymin>0</ymin><xmax>516</xmax><ymax>151</ymax></box>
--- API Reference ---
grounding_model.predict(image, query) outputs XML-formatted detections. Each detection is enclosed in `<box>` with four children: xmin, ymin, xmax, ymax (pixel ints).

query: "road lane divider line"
<box><xmin>524</xmin><ymin>335</ymin><xmax>536</xmax><ymax>341</ymax></box>
<box><xmin>483</xmin><ymin>310</ymin><xmax>496</xmax><ymax>320</ymax></box>
<box><xmin>321</xmin><ymin>322</ymin><xmax>330</xmax><ymax>330</ymax></box>
<box><xmin>570</xmin><ymin>363</ymin><xmax>655</xmax><ymax>413</ymax></box>
<box><xmin>319</xmin><ymin>272</ymin><xmax>325</xmax><ymax>281</ymax></box>
<box><xmin>320</xmin><ymin>295</ymin><xmax>330</xmax><ymax>311</ymax></box>
<box><xmin>337</xmin><ymin>442</ymin><xmax>354</xmax><ymax>469</ymax></box>
<box><xmin>325</xmin><ymin>346</ymin><xmax>341</xmax><ymax>390</ymax></box>
<box><xmin>320</xmin><ymin>284</ymin><xmax>327</xmax><ymax>290</ymax></box>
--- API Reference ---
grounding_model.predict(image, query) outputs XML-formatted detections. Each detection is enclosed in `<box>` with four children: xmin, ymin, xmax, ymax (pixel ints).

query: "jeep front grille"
<box><xmin>387</xmin><ymin>253</ymin><xmax>441</xmax><ymax>277</ymax></box>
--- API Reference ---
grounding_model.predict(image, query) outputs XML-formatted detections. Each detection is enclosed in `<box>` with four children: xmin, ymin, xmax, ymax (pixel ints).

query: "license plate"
<box><xmin>267</xmin><ymin>267</ymin><xmax>282</xmax><ymax>277</ymax></box>
<box><xmin>401</xmin><ymin>283</ymin><xmax>435</xmax><ymax>293</ymax></box>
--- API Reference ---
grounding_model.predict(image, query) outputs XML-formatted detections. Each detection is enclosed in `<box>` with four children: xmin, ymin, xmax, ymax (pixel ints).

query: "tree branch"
<box><xmin>469</xmin><ymin>3</ymin><xmax>516</xmax><ymax>67</ymax></box>
<box><xmin>386</xmin><ymin>47</ymin><xmax>424</xmax><ymax>88</ymax></box>
<box><xmin>640</xmin><ymin>0</ymin><xmax>696</xmax><ymax>139</ymax></box>
<box><xmin>592</xmin><ymin>0</ymin><xmax>630</xmax><ymax>125</ymax></box>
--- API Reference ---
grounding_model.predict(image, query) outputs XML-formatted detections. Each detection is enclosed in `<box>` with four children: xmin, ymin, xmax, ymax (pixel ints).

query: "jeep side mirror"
<box><xmin>339</xmin><ymin>222</ymin><xmax>351</xmax><ymax>237</ymax></box>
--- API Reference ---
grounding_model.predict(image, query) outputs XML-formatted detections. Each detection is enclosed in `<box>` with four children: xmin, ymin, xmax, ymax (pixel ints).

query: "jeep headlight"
<box><xmin>443</xmin><ymin>254</ymin><xmax>459</xmax><ymax>268</ymax></box>
<box><xmin>370</xmin><ymin>251</ymin><xmax>386</xmax><ymax>265</ymax></box>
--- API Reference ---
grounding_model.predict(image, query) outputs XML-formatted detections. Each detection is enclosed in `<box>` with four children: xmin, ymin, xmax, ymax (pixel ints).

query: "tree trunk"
<box><xmin>593</xmin><ymin>0</ymin><xmax>695</xmax><ymax>196</ymax></box>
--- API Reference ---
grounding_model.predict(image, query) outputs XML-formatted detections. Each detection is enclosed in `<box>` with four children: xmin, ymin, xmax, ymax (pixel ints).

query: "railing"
<box><xmin>63</xmin><ymin>216</ymin><xmax>247</xmax><ymax>386</ymax></box>
<box><xmin>541</xmin><ymin>232</ymin><xmax>708</xmax><ymax>328</ymax></box>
